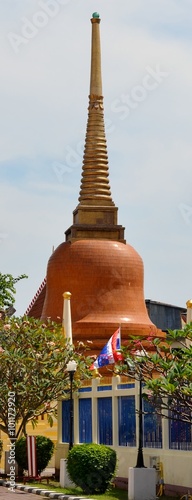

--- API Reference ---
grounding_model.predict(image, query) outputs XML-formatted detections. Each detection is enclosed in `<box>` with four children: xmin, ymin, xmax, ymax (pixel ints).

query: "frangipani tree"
<box><xmin>0</xmin><ymin>273</ymin><xmax>27</xmax><ymax>310</ymax></box>
<box><xmin>0</xmin><ymin>316</ymin><xmax>91</xmax><ymax>438</ymax></box>
<box><xmin>116</xmin><ymin>323</ymin><xmax>192</xmax><ymax>425</ymax></box>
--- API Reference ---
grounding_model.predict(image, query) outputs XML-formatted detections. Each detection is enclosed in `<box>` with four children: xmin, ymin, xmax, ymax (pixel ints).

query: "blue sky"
<box><xmin>1</xmin><ymin>0</ymin><xmax>192</xmax><ymax>316</ymax></box>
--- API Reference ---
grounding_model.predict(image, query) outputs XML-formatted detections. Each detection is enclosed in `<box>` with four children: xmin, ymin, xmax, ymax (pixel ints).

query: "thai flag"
<box><xmin>90</xmin><ymin>327</ymin><xmax>123</xmax><ymax>369</ymax></box>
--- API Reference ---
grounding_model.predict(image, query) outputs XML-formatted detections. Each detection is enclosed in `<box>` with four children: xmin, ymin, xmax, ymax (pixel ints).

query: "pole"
<box><xmin>69</xmin><ymin>371</ymin><xmax>74</xmax><ymax>450</ymax></box>
<box><xmin>135</xmin><ymin>375</ymin><xmax>145</xmax><ymax>468</ymax></box>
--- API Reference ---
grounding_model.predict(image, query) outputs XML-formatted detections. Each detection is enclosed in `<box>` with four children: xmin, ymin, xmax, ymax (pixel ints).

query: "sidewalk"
<box><xmin>0</xmin><ymin>481</ymin><xmax>86</xmax><ymax>500</ymax></box>
<box><xmin>0</xmin><ymin>485</ymin><xmax>42</xmax><ymax>499</ymax></box>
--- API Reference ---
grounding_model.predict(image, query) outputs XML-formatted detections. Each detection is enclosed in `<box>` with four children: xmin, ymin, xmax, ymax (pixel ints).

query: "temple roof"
<box><xmin>25</xmin><ymin>277</ymin><xmax>46</xmax><ymax>318</ymax></box>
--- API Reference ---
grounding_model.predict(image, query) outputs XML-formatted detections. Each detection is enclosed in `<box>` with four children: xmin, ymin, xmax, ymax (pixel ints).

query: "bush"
<box><xmin>15</xmin><ymin>435</ymin><xmax>54</xmax><ymax>475</ymax></box>
<box><xmin>67</xmin><ymin>443</ymin><xmax>117</xmax><ymax>494</ymax></box>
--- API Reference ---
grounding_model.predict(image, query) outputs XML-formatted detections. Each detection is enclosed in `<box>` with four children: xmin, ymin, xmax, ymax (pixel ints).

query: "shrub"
<box><xmin>15</xmin><ymin>435</ymin><xmax>54</xmax><ymax>474</ymax></box>
<box><xmin>67</xmin><ymin>443</ymin><xmax>117</xmax><ymax>494</ymax></box>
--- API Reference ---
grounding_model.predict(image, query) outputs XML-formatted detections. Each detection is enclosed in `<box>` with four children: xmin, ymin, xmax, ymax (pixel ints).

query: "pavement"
<box><xmin>0</xmin><ymin>467</ymin><xmax>87</xmax><ymax>500</ymax></box>
<box><xmin>0</xmin><ymin>485</ymin><xmax>41</xmax><ymax>498</ymax></box>
<box><xmin>0</xmin><ymin>481</ymin><xmax>86</xmax><ymax>500</ymax></box>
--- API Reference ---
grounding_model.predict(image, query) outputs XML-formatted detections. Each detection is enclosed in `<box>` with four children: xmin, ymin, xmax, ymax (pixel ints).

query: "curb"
<box><xmin>0</xmin><ymin>479</ymin><xmax>87</xmax><ymax>499</ymax></box>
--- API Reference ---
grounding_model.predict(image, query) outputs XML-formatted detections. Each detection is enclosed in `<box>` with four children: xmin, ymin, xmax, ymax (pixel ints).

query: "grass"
<box><xmin>21</xmin><ymin>481</ymin><xmax>127</xmax><ymax>499</ymax></box>
<box><xmin>22</xmin><ymin>479</ymin><xmax>179</xmax><ymax>500</ymax></box>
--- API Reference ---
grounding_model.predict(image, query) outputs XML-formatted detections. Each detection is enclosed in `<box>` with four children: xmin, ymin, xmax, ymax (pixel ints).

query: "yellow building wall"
<box><xmin>0</xmin><ymin>413</ymin><xmax>57</xmax><ymax>472</ymax></box>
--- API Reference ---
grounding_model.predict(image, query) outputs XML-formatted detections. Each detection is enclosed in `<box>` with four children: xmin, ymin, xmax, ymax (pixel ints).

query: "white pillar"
<box><xmin>128</xmin><ymin>467</ymin><xmax>156</xmax><ymax>500</ymax></box>
<box><xmin>92</xmin><ymin>378</ymin><xmax>99</xmax><ymax>443</ymax></box>
<box><xmin>112</xmin><ymin>375</ymin><xmax>120</xmax><ymax>447</ymax></box>
<box><xmin>186</xmin><ymin>299</ymin><xmax>192</xmax><ymax>324</ymax></box>
<box><xmin>62</xmin><ymin>291</ymin><xmax>72</xmax><ymax>344</ymax></box>
<box><xmin>60</xmin><ymin>459</ymin><xmax>75</xmax><ymax>488</ymax></box>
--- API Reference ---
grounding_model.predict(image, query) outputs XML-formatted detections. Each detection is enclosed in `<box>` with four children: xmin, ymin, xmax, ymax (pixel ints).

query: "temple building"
<box><xmin>26</xmin><ymin>13</ymin><xmax>191</xmax><ymax>495</ymax></box>
<box><xmin>27</xmin><ymin>12</ymin><xmax>164</xmax><ymax>358</ymax></box>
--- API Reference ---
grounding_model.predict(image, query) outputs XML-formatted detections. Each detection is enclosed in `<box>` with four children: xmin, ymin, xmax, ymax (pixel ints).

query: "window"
<box><xmin>118</xmin><ymin>396</ymin><xmax>136</xmax><ymax>446</ymax></box>
<box><xmin>62</xmin><ymin>399</ymin><xmax>70</xmax><ymax>443</ymax></box>
<box><xmin>78</xmin><ymin>387</ymin><xmax>92</xmax><ymax>392</ymax></box>
<box><xmin>144</xmin><ymin>400</ymin><xmax>162</xmax><ymax>448</ymax></box>
<box><xmin>169</xmin><ymin>412</ymin><xmax>192</xmax><ymax>450</ymax></box>
<box><xmin>117</xmin><ymin>383</ymin><xmax>135</xmax><ymax>390</ymax></box>
<box><xmin>97</xmin><ymin>385</ymin><xmax>112</xmax><ymax>391</ymax></box>
<box><xmin>98</xmin><ymin>397</ymin><xmax>112</xmax><ymax>445</ymax></box>
<box><xmin>79</xmin><ymin>399</ymin><xmax>92</xmax><ymax>443</ymax></box>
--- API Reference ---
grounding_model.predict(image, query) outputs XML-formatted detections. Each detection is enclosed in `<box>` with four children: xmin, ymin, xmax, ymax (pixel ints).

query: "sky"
<box><xmin>1</xmin><ymin>0</ymin><xmax>192</xmax><ymax>316</ymax></box>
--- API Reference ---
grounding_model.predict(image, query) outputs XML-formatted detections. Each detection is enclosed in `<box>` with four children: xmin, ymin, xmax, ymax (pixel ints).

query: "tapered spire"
<box><xmin>79</xmin><ymin>13</ymin><xmax>113</xmax><ymax>205</ymax></box>
<box><xmin>90</xmin><ymin>12</ymin><xmax>102</xmax><ymax>97</ymax></box>
<box><xmin>65</xmin><ymin>13</ymin><xmax>125</xmax><ymax>243</ymax></box>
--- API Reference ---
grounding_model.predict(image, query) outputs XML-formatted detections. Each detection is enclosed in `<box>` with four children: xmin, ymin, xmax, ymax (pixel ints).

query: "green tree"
<box><xmin>116</xmin><ymin>323</ymin><xmax>192</xmax><ymax>425</ymax></box>
<box><xmin>0</xmin><ymin>316</ymin><xmax>91</xmax><ymax>438</ymax></box>
<box><xmin>0</xmin><ymin>273</ymin><xmax>27</xmax><ymax>310</ymax></box>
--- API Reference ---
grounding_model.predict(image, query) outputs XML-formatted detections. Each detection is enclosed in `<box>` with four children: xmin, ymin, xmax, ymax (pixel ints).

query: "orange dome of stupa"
<box><xmin>27</xmin><ymin>13</ymin><xmax>164</xmax><ymax>356</ymax></box>
<box><xmin>41</xmin><ymin>238</ymin><xmax>160</xmax><ymax>357</ymax></box>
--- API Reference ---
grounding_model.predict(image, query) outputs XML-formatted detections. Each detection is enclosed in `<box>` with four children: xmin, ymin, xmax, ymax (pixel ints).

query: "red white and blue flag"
<box><xmin>90</xmin><ymin>327</ymin><xmax>123</xmax><ymax>370</ymax></box>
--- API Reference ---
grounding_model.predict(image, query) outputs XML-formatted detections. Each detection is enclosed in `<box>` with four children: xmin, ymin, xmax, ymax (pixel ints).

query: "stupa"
<box><xmin>27</xmin><ymin>13</ymin><xmax>164</xmax><ymax>357</ymax></box>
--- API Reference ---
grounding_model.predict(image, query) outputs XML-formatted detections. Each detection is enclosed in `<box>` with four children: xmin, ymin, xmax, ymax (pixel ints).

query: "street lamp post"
<box><xmin>135</xmin><ymin>373</ymin><xmax>145</xmax><ymax>468</ymax></box>
<box><xmin>66</xmin><ymin>360</ymin><xmax>77</xmax><ymax>450</ymax></box>
<box><xmin>127</xmin><ymin>354</ymin><xmax>156</xmax><ymax>500</ymax></box>
<box><xmin>127</xmin><ymin>354</ymin><xmax>145</xmax><ymax>468</ymax></box>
